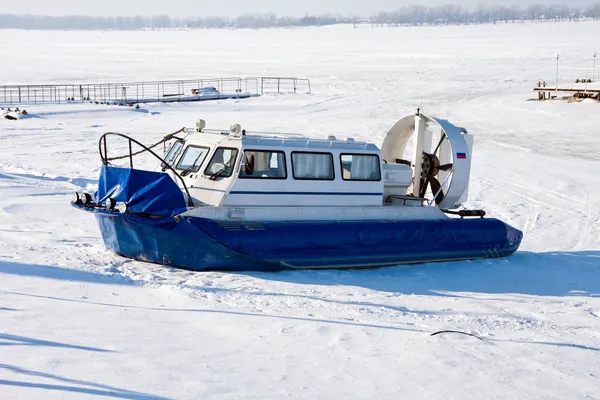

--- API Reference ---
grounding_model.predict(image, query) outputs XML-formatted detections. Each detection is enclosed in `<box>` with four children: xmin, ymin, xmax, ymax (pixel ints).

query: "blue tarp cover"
<box><xmin>94</xmin><ymin>165</ymin><xmax>187</xmax><ymax>217</ymax></box>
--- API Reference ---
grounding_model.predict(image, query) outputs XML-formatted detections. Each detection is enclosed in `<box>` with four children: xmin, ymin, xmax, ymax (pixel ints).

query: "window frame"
<box><xmin>291</xmin><ymin>151</ymin><xmax>336</xmax><ymax>181</ymax></box>
<box><xmin>238</xmin><ymin>149</ymin><xmax>288</xmax><ymax>180</ymax></box>
<box><xmin>339</xmin><ymin>153</ymin><xmax>382</xmax><ymax>182</ymax></box>
<box><xmin>174</xmin><ymin>144</ymin><xmax>211</xmax><ymax>173</ymax></box>
<box><xmin>203</xmin><ymin>146</ymin><xmax>240</xmax><ymax>178</ymax></box>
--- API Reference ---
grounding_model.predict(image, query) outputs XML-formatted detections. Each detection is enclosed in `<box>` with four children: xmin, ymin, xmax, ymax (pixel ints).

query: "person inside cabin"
<box><xmin>241</xmin><ymin>151</ymin><xmax>286</xmax><ymax>179</ymax></box>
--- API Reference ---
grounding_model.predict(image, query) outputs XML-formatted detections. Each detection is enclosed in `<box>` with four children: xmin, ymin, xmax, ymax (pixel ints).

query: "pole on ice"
<box><xmin>556</xmin><ymin>54</ymin><xmax>560</xmax><ymax>90</ymax></box>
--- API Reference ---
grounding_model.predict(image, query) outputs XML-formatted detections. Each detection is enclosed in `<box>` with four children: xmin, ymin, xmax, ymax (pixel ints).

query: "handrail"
<box><xmin>0</xmin><ymin>76</ymin><xmax>311</xmax><ymax>105</ymax></box>
<box><xmin>98</xmin><ymin>132</ymin><xmax>195</xmax><ymax>207</ymax></box>
<box><xmin>194</xmin><ymin>127</ymin><xmax>307</xmax><ymax>138</ymax></box>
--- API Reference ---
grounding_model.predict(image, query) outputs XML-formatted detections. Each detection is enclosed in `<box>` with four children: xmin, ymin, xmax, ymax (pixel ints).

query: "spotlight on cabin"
<box><xmin>230</xmin><ymin>123</ymin><xmax>242</xmax><ymax>136</ymax></box>
<box><xmin>196</xmin><ymin>119</ymin><xmax>206</xmax><ymax>132</ymax></box>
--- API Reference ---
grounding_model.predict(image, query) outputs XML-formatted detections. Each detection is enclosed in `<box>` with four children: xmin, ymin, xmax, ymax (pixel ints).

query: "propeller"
<box><xmin>418</xmin><ymin>134</ymin><xmax>454</xmax><ymax>204</ymax></box>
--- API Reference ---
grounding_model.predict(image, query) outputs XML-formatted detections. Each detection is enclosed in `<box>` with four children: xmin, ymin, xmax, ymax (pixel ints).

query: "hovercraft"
<box><xmin>72</xmin><ymin>111</ymin><xmax>523</xmax><ymax>271</ymax></box>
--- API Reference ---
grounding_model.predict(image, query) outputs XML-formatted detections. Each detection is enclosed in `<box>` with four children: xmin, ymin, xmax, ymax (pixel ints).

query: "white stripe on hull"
<box><xmin>180</xmin><ymin>205</ymin><xmax>447</xmax><ymax>222</ymax></box>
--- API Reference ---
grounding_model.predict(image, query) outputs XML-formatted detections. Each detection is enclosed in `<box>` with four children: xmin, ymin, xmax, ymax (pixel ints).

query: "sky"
<box><xmin>3</xmin><ymin>0</ymin><xmax>597</xmax><ymax>17</ymax></box>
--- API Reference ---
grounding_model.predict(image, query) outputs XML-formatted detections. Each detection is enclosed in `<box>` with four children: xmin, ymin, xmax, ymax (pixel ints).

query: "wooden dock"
<box><xmin>533</xmin><ymin>81</ymin><xmax>600</xmax><ymax>102</ymax></box>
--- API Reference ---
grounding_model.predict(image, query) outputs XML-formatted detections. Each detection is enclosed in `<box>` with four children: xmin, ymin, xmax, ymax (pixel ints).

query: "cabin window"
<box><xmin>205</xmin><ymin>147</ymin><xmax>239</xmax><ymax>178</ymax></box>
<box><xmin>161</xmin><ymin>140</ymin><xmax>184</xmax><ymax>171</ymax></box>
<box><xmin>175</xmin><ymin>145</ymin><xmax>210</xmax><ymax>172</ymax></box>
<box><xmin>291</xmin><ymin>152</ymin><xmax>334</xmax><ymax>180</ymax></box>
<box><xmin>240</xmin><ymin>150</ymin><xmax>287</xmax><ymax>179</ymax></box>
<box><xmin>340</xmin><ymin>154</ymin><xmax>381</xmax><ymax>181</ymax></box>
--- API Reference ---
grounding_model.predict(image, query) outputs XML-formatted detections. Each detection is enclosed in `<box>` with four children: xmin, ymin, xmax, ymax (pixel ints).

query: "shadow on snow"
<box><xmin>0</xmin><ymin>334</ymin><xmax>113</xmax><ymax>353</ymax></box>
<box><xmin>0</xmin><ymin>261</ymin><xmax>134</xmax><ymax>286</ymax></box>
<box><xmin>0</xmin><ymin>364</ymin><xmax>169</xmax><ymax>400</ymax></box>
<box><xmin>2</xmin><ymin>252</ymin><xmax>598</xmax><ymax>298</ymax></box>
<box><xmin>0</xmin><ymin>171</ymin><xmax>96</xmax><ymax>188</ymax></box>
<box><xmin>248</xmin><ymin>251</ymin><xmax>600</xmax><ymax>298</ymax></box>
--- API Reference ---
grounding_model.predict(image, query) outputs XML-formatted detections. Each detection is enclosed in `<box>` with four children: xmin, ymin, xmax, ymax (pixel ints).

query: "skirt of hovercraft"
<box><xmin>76</xmin><ymin>205</ymin><xmax>523</xmax><ymax>271</ymax></box>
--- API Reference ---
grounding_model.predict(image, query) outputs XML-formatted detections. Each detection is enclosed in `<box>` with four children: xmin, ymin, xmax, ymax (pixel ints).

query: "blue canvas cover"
<box><xmin>94</xmin><ymin>165</ymin><xmax>187</xmax><ymax>217</ymax></box>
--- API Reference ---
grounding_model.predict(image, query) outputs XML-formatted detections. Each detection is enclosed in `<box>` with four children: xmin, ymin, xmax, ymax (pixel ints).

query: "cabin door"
<box><xmin>189</xmin><ymin>147</ymin><xmax>240</xmax><ymax>206</ymax></box>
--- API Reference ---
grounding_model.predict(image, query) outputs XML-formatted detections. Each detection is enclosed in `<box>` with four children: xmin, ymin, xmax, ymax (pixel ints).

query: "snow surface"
<box><xmin>1</xmin><ymin>22</ymin><xmax>600</xmax><ymax>399</ymax></box>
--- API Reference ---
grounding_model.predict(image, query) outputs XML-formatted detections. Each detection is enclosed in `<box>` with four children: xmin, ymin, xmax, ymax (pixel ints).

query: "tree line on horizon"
<box><xmin>1</xmin><ymin>4</ymin><xmax>599</xmax><ymax>30</ymax></box>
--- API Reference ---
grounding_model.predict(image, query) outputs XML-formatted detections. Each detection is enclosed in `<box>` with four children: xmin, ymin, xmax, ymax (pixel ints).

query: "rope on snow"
<box><xmin>430</xmin><ymin>330</ymin><xmax>485</xmax><ymax>341</ymax></box>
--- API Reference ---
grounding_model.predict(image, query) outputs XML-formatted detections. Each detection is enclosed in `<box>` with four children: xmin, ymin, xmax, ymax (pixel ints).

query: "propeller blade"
<box><xmin>430</xmin><ymin>178</ymin><xmax>444</xmax><ymax>204</ymax></box>
<box><xmin>419</xmin><ymin>178</ymin><xmax>430</xmax><ymax>198</ymax></box>
<box><xmin>433</xmin><ymin>133</ymin><xmax>447</xmax><ymax>155</ymax></box>
<box><xmin>438</xmin><ymin>163</ymin><xmax>453</xmax><ymax>171</ymax></box>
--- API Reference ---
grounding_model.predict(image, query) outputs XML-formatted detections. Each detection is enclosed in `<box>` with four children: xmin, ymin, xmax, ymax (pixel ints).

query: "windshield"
<box><xmin>161</xmin><ymin>140</ymin><xmax>183</xmax><ymax>171</ymax></box>
<box><xmin>176</xmin><ymin>146</ymin><xmax>211</xmax><ymax>173</ymax></box>
<box><xmin>205</xmin><ymin>147</ymin><xmax>239</xmax><ymax>178</ymax></box>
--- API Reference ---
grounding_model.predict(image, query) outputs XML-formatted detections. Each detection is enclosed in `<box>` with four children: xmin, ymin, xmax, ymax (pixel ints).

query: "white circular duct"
<box><xmin>381</xmin><ymin>112</ymin><xmax>473</xmax><ymax>210</ymax></box>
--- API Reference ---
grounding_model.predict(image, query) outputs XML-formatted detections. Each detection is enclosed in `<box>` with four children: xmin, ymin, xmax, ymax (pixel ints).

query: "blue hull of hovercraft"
<box><xmin>76</xmin><ymin>205</ymin><xmax>523</xmax><ymax>271</ymax></box>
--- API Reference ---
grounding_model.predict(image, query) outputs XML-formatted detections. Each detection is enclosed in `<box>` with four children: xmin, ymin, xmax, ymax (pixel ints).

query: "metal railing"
<box><xmin>256</xmin><ymin>77</ymin><xmax>312</xmax><ymax>95</ymax></box>
<box><xmin>0</xmin><ymin>76</ymin><xmax>311</xmax><ymax>105</ymax></box>
<box><xmin>99</xmin><ymin>131</ymin><xmax>195</xmax><ymax>207</ymax></box>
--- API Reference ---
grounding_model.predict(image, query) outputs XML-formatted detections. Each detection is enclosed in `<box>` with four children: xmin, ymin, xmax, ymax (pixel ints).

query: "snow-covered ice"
<box><xmin>1</xmin><ymin>22</ymin><xmax>599</xmax><ymax>399</ymax></box>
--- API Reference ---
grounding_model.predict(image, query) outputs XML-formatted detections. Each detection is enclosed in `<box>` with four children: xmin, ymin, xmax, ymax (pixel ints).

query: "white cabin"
<box><xmin>160</xmin><ymin>121</ymin><xmax>415</xmax><ymax>209</ymax></box>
